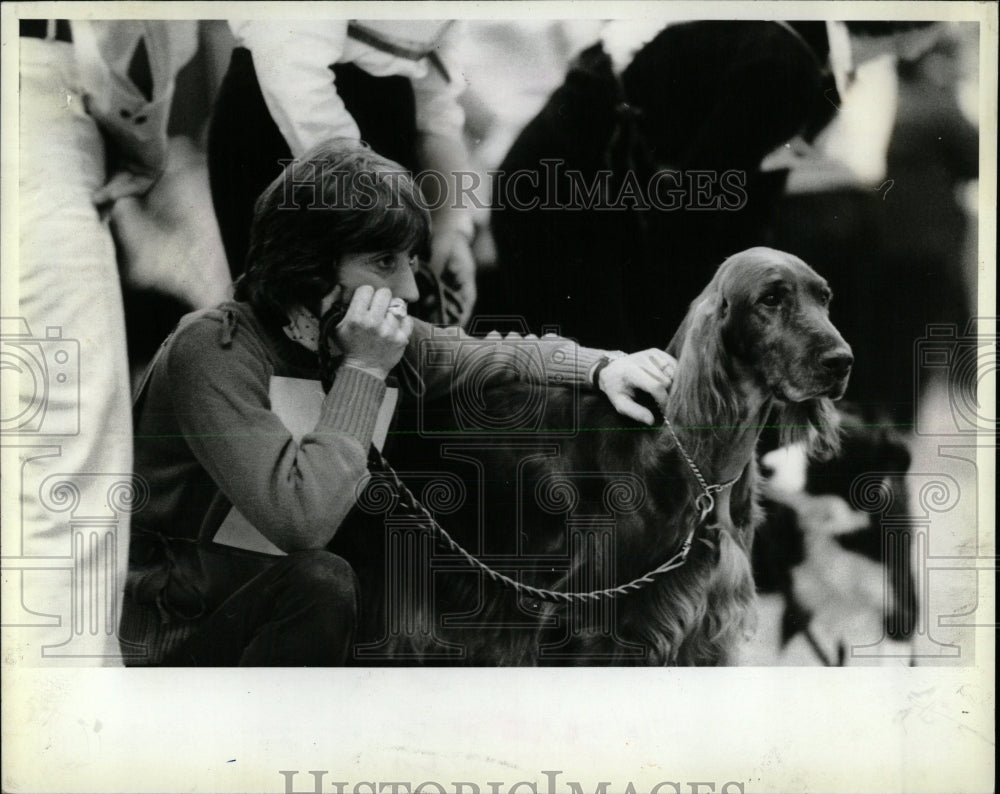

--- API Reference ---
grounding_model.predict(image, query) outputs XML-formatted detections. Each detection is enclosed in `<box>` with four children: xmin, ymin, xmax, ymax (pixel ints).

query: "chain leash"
<box><xmin>660</xmin><ymin>416</ymin><xmax>743</xmax><ymax>522</ymax></box>
<box><xmin>367</xmin><ymin>435</ymin><xmax>741</xmax><ymax>605</ymax></box>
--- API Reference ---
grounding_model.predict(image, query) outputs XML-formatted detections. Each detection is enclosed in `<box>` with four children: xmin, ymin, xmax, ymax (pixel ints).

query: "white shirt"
<box><xmin>72</xmin><ymin>20</ymin><xmax>198</xmax><ymax>177</ymax></box>
<box><xmin>228</xmin><ymin>20</ymin><xmax>467</xmax><ymax>157</ymax></box>
<box><xmin>807</xmin><ymin>52</ymin><xmax>899</xmax><ymax>187</ymax></box>
<box><xmin>761</xmin><ymin>21</ymin><xmax>900</xmax><ymax>189</ymax></box>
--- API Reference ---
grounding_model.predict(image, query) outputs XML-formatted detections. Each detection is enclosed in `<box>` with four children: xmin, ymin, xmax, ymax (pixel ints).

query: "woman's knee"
<box><xmin>279</xmin><ymin>550</ymin><xmax>359</xmax><ymax>611</ymax></box>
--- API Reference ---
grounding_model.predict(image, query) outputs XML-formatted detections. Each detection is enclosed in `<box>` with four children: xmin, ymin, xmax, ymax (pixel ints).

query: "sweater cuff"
<box><xmin>317</xmin><ymin>365</ymin><xmax>387</xmax><ymax>448</ymax></box>
<box><xmin>543</xmin><ymin>343</ymin><xmax>622</xmax><ymax>389</ymax></box>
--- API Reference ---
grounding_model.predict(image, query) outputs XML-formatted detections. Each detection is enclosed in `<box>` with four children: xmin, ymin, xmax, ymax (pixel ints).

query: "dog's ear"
<box><xmin>666</xmin><ymin>264</ymin><xmax>729</xmax><ymax>356</ymax></box>
<box><xmin>666</xmin><ymin>305</ymin><xmax>696</xmax><ymax>359</ymax></box>
<box><xmin>666</xmin><ymin>294</ymin><xmax>744</xmax><ymax>463</ymax></box>
<box><xmin>779</xmin><ymin>397</ymin><xmax>842</xmax><ymax>461</ymax></box>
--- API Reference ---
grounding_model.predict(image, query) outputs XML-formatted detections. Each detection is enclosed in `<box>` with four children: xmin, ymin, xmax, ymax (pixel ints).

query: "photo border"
<box><xmin>1</xmin><ymin>2</ymin><xmax>995</xmax><ymax>792</ymax></box>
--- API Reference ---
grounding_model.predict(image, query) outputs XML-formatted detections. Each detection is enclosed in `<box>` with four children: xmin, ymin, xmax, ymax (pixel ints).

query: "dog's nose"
<box><xmin>821</xmin><ymin>349</ymin><xmax>854</xmax><ymax>378</ymax></box>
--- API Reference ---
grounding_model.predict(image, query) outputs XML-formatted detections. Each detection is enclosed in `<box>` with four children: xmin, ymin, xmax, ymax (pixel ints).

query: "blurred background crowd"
<box><xmin>47</xmin><ymin>19</ymin><xmax>980</xmax><ymax>410</ymax></box>
<box><xmin>11</xmin><ymin>16</ymin><xmax>985</xmax><ymax>666</ymax></box>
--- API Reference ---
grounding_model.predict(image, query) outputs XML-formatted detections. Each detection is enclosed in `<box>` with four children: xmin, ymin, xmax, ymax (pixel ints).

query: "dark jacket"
<box><xmin>488</xmin><ymin>21</ymin><xmax>836</xmax><ymax>351</ymax></box>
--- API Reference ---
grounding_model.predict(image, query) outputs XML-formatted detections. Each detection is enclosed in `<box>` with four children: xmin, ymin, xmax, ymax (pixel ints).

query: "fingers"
<box><xmin>427</xmin><ymin>233</ymin><xmax>450</xmax><ymax>277</ymax></box>
<box><xmin>646</xmin><ymin>349</ymin><xmax>676</xmax><ymax>368</ymax></box>
<box><xmin>435</xmin><ymin>236</ymin><xmax>477</xmax><ymax>326</ymax></box>
<box><xmin>629</xmin><ymin>368</ymin><xmax>671</xmax><ymax>407</ymax></box>
<box><xmin>92</xmin><ymin>182</ymin><xmax>122</xmax><ymax>207</ymax></box>
<box><xmin>449</xmin><ymin>239</ymin><xmax>476</xmax><ymax>281</ymax></box>
<box><xmin>598</xmin><ymin>348</ymin><xmax>677</xmax><ymax>426</ymax></box>
<box><xmin>638</xmin><ymin>364</ymin><xmax>668</xmax><ymax>383</ymax></box>
<box><xmin>635</xmin><ymin>350</ymin><xmax>676</xmax><ymax>398</ymax></box>
<box><xmin>458</xmin><ymin>283</ymin><xmax>476</xmax><ymax>327</ymax></box>
<box><xmin>92</xmin><ymin>172</ymin><xmax>156</xmax><ymax>206</ymax></box>
<box><xmin>345</xmin><ymin>284</ymin><xmax>375</xmax><ymax>318</ymax></box>
<box><xmin>377</xmin><ymin>306</ymin><xmax>408</xmax><ymax>342</ymax></box>
<box><xmin>320</xmin><ymin>285</ymin><xmax>344</xmax><ymax>317</ymax></box>
<box><xmin>338</xmin><ymin>285</ymin><xmax>412</xmax><ymax>379</ymax></box>
<box><xmin>608</xmin><ymin>393</ymin><xmax>656</xmax><ymax>426</ymax></box>
<box><xmin>429</xmin><ymin>228</ymin><xmax>476</xmax><ymax>285</ymax></box>
<box><xmin>369</xmin><ymin>287</ymin><xmax>393</xmax><ymax>319</ymax></box>
<box><xmin>642</xmin><ymin>349</ymin><xmax>676</xmax><ymax>378</ymax></box>
<box><xmin>347</xmin><ymin>287</ymin><xmax>405</xmax><ymax>320</ymax></box>
<box><xmin>397</xmin><ymin>314</ymin><xmax>414</xmax><ymax>342</ymax></box>
<box><xmin>343</xmin><ymin>286</ymin><xmax>410</xmax><ymax>337</ymax></box>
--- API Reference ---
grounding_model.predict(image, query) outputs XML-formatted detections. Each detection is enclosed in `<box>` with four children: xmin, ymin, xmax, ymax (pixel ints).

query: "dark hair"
<box><xmin>235</xmin><ymin>138</ymin><xmax>430</xmax><ymax>320</ymax></box>
<box><xmin>844</xmin><ymin>21</ymin><xmax>936</xmax><ymax>37</ymax></box>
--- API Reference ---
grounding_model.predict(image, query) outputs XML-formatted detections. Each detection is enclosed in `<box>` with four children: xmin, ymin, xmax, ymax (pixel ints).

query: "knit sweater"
<box><xmin>123</xmin><ymin>301</ymin><xmax>607</xmax><ymax>651</ymax></box>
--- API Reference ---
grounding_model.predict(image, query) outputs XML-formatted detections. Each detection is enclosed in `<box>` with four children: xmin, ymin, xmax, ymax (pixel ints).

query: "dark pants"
<box><xmin>162</xmin><ymin>550</ymin><xmax>360</xmax><ymax>666</ymax></box>
<box><xmin>208</xmin><ymin>47</ymin><xmax>419</xmax><ymax>277</ymax></box>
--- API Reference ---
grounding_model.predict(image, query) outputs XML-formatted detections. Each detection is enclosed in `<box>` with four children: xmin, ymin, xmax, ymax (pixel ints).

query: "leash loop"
<box><xmin>694</xmin><ymin>492</ymin><xmax>715</xmax><ymax>523</ymax></box>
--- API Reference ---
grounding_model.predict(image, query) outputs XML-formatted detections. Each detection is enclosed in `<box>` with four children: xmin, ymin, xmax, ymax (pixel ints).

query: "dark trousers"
<box><xmin>162</xmin><ymin>550</ymin><xmax>360</xmax><ymax>666</ymax></box>
<box><xmin>208</xmin><ymin>47</ymin><xmax>420</xmax><ymax>277</ymax></box>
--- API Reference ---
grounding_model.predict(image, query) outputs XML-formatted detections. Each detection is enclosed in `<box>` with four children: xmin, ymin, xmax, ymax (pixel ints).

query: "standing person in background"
<box><xmin>487</xmin><ymin>20</ymin><xmax>942</xmax><ymax>353</ymax></box>
<box><xmin>208</xmin><ymin>20</ymin><xmax>477</xmax><ymax>325</ymax></box>
<box><xmin>8</xmin><ymin>19</ymin><xmax>195</xmax><ymax>665</ymax></box>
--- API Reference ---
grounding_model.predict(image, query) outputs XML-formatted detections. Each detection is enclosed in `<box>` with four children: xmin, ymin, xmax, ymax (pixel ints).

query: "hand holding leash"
<box><xmin>597</xmin><ymin>348</ymin><xmax>677</xmax><ymax>425</ymax></box>
<box><xmin>336</xmin><ymin>286</ymin><xmax>413</xmax><ymax>381</ymax></box>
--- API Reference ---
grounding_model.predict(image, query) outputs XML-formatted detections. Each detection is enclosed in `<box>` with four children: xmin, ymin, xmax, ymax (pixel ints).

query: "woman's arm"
<box><xmin>407</xmin><ymin>319</ymin><xmax>673</xmax><ymax>423</ymax></box>
<box><xmin>165</xmin><ymin>314</ymin><xmax>386</xmax><ymax>552</ymax></box>
<box><xmin>411</xmin><ymin>23</ymin><xmax>478</xmax><ymax>322</ymax></box>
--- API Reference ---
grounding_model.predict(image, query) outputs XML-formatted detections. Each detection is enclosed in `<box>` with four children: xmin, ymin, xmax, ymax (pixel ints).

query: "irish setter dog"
<box><xmin>338</xmin><ymin>247</ymin><xmax>853</xmax><ymax>665</ymax></box>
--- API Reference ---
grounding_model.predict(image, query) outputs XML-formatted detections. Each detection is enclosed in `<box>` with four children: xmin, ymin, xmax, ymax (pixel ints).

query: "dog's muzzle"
<box><xmin>820</xmin><ymin>346</ymin><xmax>853</xmax><ymax>398</ymax></box>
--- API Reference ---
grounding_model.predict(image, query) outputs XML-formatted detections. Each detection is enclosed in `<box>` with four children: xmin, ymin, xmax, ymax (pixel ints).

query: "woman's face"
<box><xmin>324</xmin><ymin>249</ymin><xmax>421</xmax><ymax>313</ymax></box>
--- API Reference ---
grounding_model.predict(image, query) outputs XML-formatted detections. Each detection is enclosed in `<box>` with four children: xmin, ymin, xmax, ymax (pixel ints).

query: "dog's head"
<box><xmin>668</xmin><ymin>247</ymin><xmax>852</xmax><ymax>458</ymax></box>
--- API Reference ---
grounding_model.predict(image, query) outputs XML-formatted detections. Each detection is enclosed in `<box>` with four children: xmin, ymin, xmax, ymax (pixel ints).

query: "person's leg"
<box><xmin>207</xmin><ymin>47</ymin><xmax>292</xmax><ymax>278</ymax></box>
<box><xmin>5</xmin><ymin>39</ymin><xmax>131</xmax><ymax>666</ymax></box>
<box><xmin>163</xmin><ymin>550</ymin><xmax>360</xmax><ymax>666</ymax></box>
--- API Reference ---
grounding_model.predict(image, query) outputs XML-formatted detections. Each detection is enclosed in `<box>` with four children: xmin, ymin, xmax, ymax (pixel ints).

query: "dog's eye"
<box><xmin>819</xmin><ymin>291</ymin><xmax>832</xmax><ymax>307</ymax></box>
<box><xmin>759</xmin><ymin>292</ymin><xmax>782</xmax><ymax>307</ymax></box>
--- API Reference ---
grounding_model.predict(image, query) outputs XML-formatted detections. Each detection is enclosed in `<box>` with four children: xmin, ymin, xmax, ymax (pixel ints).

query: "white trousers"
<box><xmin>2</xmin><ymin>38</ymin><xmax>132</xmax><ymax>665</ymax></box>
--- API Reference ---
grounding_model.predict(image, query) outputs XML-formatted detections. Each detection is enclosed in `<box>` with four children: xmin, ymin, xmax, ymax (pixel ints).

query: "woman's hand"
<box><xmin>336</xmin><ymin>286</ymin><xmax>413</xmax><ymax>380</ymax></box>
<box><xmin>428</xmin><ymin>227</ymin><xmax>477</xmax><ymax>326</ymax></box>
<box><xmin>419</xmin><ymin>132</ymin><xmax>478</xmax><ymax>326</ymax></box>
<box><xmin>598</xmin><ymin>349</ymin><xmax>677</xmax><ymax>426</ymax></box>
<box><xmin>93</xmin><ymin>169</ymin><xmax>161</xmax><ymax>207</ymax></box>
